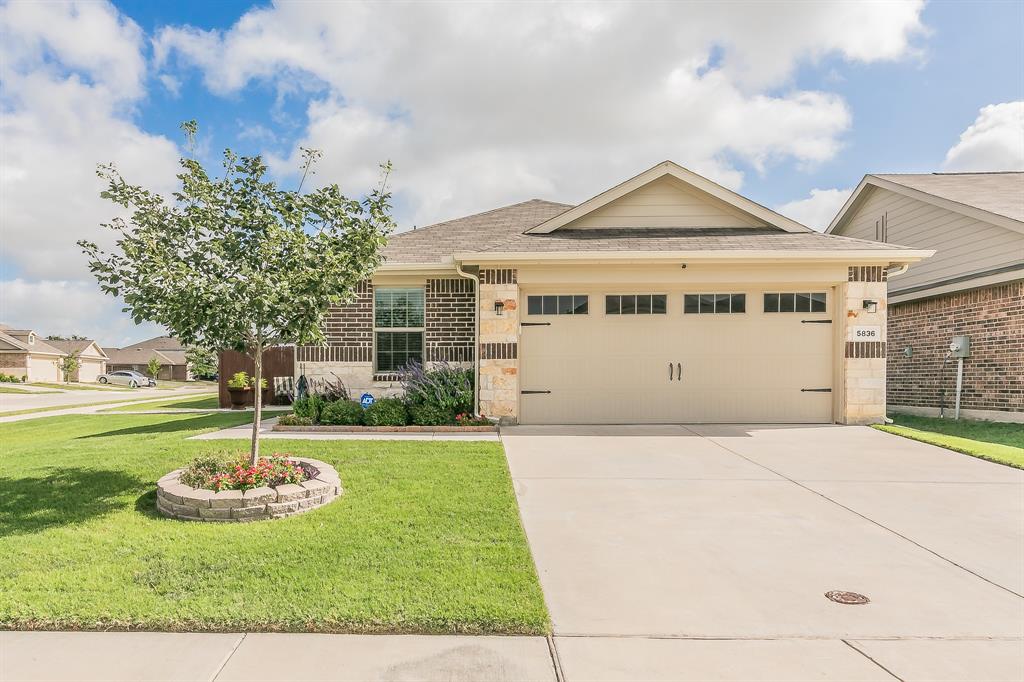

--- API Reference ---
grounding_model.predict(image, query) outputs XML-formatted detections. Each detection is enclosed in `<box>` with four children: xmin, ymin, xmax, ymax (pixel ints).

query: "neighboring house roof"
<box><xmin>128</xmin><ymin>335</ymin><xmax>186</xmax><ymax>351</ymax></box>
<box><xmin>0</xmin><ymin>325</ymin><xmax>66</xmax><ymax>356</ymax></box>
<box><xmin>105</xmin><ymin>348</ymin><xmax>176</xmax><ymax>366</ymax></box>
<box><xmin>381</xmin><ymin>162</ymin><xmax>929</xmax><ymax>268</ymax></box>
<box><xmin>45</xmin><ymin>339</ymin><xmax>108</xmax><ymax>359</ymax></box>
<box><xmin>828</xmin><ymin>172</ymin><xmax>1024</xmax><ymax>235</ymax></box>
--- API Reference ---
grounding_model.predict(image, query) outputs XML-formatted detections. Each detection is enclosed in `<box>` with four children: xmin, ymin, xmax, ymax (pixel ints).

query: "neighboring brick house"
<box><xmin>297</xmin><ymin>161</ymin><xmax>931</xmax><ymax>425</ymax></box>
<box><xmin>105</xmin><ymin>335</ymin><xmax>190</xmax><ymax>381</ymax></box>
<box><xmin>0</xmin><ymin>325</ymin><xmax>67</xmax><ymax>382</ymax></box>
<box><xmin>828</xmin><ymin>172</ymin><xmax>1023</xmax><ymax>423</ymax></box>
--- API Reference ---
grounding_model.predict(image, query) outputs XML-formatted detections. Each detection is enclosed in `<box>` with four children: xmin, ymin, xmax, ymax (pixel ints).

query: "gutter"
<box><xmin>454</xmin><ymin>261</ymin><xmax>481</xmax><ymax>417</ymax></box>
<box><xmin>453</xmin><ymin>249</ymin><xmax>934</xmax><ymax>265</ymax></box>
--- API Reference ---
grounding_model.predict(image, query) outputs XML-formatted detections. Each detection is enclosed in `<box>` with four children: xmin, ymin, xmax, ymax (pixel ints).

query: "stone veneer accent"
<box><xmin>479</xmin><ymin>269</ymin><xmax>519</xmax><ymax>422</ymax></box>
<box><xmin>887</xmin><ymin>280</ymin><xmax>1023</xmax><ymax>416</ymax></box>
<box><xmin>425</xmin><ymin>278</ymin><xmax>475</xmax><ymax>363</ymax></box>
<box><xmin>841</xmin><ymin>267</ymin><xmax>889</xmax><ymax>424</ymax></box>
<box><xmin>156</xmin><ymin>458</ymin><xmax>342</xmax><ymax>522</ymax></box>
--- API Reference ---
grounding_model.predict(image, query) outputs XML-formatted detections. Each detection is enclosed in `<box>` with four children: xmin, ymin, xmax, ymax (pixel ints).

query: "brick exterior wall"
<box><xmin>0</xmin><ymin>352</ymin><xmax>27</xmax><ymax>369</ymax></box>
<box><xmin>887</xmin><ymin>281</ymin><xmax>1023</xmax><ymax>414</ymax></box>
<box><xmin>425</xmin><ymin>278</ymin><xmax>475</xmax><ymax>363</ymax></box>
<box><xmin>312</xmin><ymin>280</ymin><xmax>374</xmax><ymax>363</ymax></box>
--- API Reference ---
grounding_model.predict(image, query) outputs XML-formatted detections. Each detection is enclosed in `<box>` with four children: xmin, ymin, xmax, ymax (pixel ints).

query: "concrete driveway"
<box><xmin>502</xmin><ymin>424</ymin><xmax>1024</xmax><ymax>681</ymax></box>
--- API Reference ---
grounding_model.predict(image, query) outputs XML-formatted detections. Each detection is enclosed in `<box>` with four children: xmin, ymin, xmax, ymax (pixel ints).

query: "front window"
<box><xmin>374</xmin><ymin>287</ymin><xmax>424</xmax><ymax>372</ymax></box>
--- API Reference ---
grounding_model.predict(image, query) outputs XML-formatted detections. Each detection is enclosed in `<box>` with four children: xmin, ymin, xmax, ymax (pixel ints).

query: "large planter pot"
<box><xmin>228</xmin><ymin>387</ymin><xmax>251</xmax><ymax>409</ymax></box>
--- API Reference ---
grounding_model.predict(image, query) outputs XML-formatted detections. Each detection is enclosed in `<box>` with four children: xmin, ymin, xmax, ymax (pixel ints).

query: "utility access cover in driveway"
<box><xmin>502</xmin><ymin>424</ymin><xmax>1024</xmax><ymax>679</ymax></box>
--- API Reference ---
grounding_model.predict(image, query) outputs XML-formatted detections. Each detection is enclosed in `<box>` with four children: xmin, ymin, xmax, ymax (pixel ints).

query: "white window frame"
<box><xmin>373</xmin><ymin>287</ymin><xmax>425</xmax><ymax>373</ymax></box>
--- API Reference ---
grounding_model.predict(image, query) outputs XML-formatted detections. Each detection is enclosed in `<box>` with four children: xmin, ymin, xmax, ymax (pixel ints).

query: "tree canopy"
<box><xmin>80</xmin><ymin>122</ymin><xmax>394</xmax><ymax>461</ymax></box>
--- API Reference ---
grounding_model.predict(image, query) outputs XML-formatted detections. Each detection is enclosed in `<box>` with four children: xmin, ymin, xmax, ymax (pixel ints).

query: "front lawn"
<box><xmin>0</xmin><ymin>413</ymin><xmax>547</xmax><ymax>633</ymax></box>
<box><xmin>875</xmin><ymin>414</ymin><xmax>1024</xmax><ymax>469</ymax></box>
<box><xmin>103</xmin><ymin>394</ymin><xmax>222</xmax><ymax>411</ymax></box>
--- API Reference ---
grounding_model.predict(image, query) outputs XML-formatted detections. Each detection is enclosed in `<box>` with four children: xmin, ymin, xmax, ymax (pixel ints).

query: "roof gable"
<box><xmin>527</xmin><ymin>161</ymin><xmax>812</xmax><ymax>234</ymax></box>
<box><xmin>828</xmin><ymin>173</ymin><xmax>1024</xmax><ymax>236</ymax></box>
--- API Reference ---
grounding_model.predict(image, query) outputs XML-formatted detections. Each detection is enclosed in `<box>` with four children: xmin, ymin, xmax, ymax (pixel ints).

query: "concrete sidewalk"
<box><xmin>0</xmin><ymin>388</ymin><xmax>216</xmax><ymax>423</ymax></box>
<box><xmin>0</xmin><ymin>632</ymin><xmax>558</xmax><ymax>682</ymax></box>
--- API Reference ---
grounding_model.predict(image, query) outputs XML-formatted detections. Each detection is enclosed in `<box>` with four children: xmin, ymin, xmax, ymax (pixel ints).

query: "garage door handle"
<box><xmin>668</xmin><ymin>363</ymin><xmax>674</xmax><ymax>381</ymax></box>
<box><xmin>801</xmin><ymin>388</ymin><xmax>832</xmax><ymax>392</ymax></box>
<box><xmin>676</xmin><ymin>362</ymin><xmax>682</xmax><ymax>381</ymax></box>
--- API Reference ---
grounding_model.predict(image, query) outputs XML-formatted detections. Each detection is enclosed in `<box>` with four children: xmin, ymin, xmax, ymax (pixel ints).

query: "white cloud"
<box><xmin>0</xmin><ymin>279</ymin><xmax>164</xmax><ymax>347</ymax></box>
<box><xmin>942</xmin><ymin>102</ymin><xmax>1024</xmax><ymax>172</ymax></box>
<box><xmin>155</xmin><ymin>1</ymin><xmax>925</xmax><ymax>227</ymax></box>
<box><xmin>775</xmin><ymin>187</ymin><xmax>854</xmax><ymax>232</ymax></box>
<box><xmin>0</xmin><ymin>2</ymin><xmax>181</xmax><ymax>282</ymax></box>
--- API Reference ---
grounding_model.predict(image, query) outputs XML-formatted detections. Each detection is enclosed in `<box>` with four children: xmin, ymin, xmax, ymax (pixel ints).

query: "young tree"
<box><xmin>185</xmin><ymin>345</ymin><xmax>218</xmax><ymax>378</ymax></box>
<box><xmin>146</xmin><ymin>356</ymin><xmax>162</xmax><ymax>379</ymax></box>
<box><xmin>56</xmin><ymin>352</ymin><xmax>82</xmax><ymax>383</ymax></box>
<box><xmin>80</xmin><ymin>121</ymin><xmax>394</xmax><ymax>464</ymax></box>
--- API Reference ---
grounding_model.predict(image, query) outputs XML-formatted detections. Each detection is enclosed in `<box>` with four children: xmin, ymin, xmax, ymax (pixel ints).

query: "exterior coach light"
<box><xmin>494</xmin><ymin>300</ymin><xmax>504</xmax><ymax>316</ymax></box>
<box><xmin>862</xmin><ymin>299</ymin><xmax>878</xmax><ymax>313</ymax></box>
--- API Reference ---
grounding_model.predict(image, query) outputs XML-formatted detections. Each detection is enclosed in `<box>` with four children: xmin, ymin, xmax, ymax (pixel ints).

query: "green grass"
<box><xmin>31</xmin><ymin>382</ymin><xmax>125</xmax><ymax>391</ymax></box>
<box><xmin>0</xmin><ymin>386</ymin><xmax>60</xmax><ymax>394</ymax></box>
<box><xmin>875</xmin><ymin>414</ymin><xmax>1024</xmax><ymax>469</ymax></box>
<box><xmin>0</xmin><ymin>412</ymin><xmax>547</xmax><ymax>633</ymax></box>
<box><xmin>103</xmin><ymin>394</ymin><xmax>222</xmax><ymax>412</ymax></box>
<box><xmin>0</xmin><ymin>393</ymin><xmax>179</xmax><ymax>418</ymax></box>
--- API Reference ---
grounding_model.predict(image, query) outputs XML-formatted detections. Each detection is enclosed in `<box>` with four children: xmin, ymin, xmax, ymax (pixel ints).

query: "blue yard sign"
<box><xmin>359</xmin><ymin>393</ymin><xmax>375</xmax><ymax>409</ymax></box>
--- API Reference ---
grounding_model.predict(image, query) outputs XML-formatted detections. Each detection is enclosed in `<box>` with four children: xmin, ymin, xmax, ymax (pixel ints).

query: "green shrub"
<box><xmin>409</xmin><ymin>402</ymin><xmax>454</xmax><ymax>426</ymax></box>
<box><xmin>400</xmin><ymin>360</ymin><xmax>473</xmax><ymax>414</ymax></box>
<box><xmin>179</xmin><ymin>453</ymin><xmax>236</xmax><ymax>488</ymax></box>
<box><xmin>319</xmin><ymin>400</ymin><xmax>364</xmax><ymax>426</ymax></box>
<box><xmin>226</xmin><ymin>371</ymin><xmax>250</xmax><ymax>389</ymax></box>
<box><xmin>277</xmin><ymin>414</ymin><xmax>313</xmax><ymax>426</ymax></box>
<box><xmin>291</xmin><ymin>394</ymin><xmax>326</xmax><ymax>422</ymax></box>
<box><xmin>363</xmin><ymin>398</ymin><xmax>408</xmax><ymax>426</ymax></box>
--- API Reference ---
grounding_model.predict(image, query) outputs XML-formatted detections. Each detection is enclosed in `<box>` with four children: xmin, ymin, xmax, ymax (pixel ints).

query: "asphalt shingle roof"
<box><xmin>381</xmin><ymin>200</ymin><xmax>911</xmax><ymax>265</ymax></box>
<box><xmin>873</xmin><ymin>172</ymin><xmax>1024</xmax><ymax>224</ymax></box>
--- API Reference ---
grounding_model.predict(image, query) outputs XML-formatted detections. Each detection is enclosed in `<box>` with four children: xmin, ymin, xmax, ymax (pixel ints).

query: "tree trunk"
<box><xmin>250</xmin><ymin>343</ymin><xmax>263</xmax><ymax>466</ymax></box>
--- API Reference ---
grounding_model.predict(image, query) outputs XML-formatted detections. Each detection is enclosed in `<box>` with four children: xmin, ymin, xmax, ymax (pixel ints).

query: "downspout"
<box><xmin>455</xmin><ymin>261</ymin><xmax>481</xmax><ymax>416</ymax></box>
<box><xmin>883</xmin><ymin>263</ymin><xmax>910</xmax><ymax>424</ymax></box>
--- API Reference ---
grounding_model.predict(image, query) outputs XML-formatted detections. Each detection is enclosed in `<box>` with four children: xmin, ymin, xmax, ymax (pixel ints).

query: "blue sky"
<box><xmin>1</xmin><ymin>0</ymin><xmax>1022</xmax><ymax>345</ymax></box>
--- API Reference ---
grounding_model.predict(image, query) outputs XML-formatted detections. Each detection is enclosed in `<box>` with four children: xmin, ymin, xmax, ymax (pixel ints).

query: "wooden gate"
<box><xmin>217</xmin><ymin>346</ymin><xmax>295</xmax><ymax>408</ymax></box>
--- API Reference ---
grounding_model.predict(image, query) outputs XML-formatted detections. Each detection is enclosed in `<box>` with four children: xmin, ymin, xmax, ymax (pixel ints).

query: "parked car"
<box><xmin>97</xmin><ymin>370</ymin><xmax>156</xmax><ymax>388</ymax></box>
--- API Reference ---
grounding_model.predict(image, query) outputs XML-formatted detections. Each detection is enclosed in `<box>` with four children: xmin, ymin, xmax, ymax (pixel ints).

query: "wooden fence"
<box><xmin>217</xmin><ymin>346</ymin><xmax>295</xmax><ymax>408</ymax></box>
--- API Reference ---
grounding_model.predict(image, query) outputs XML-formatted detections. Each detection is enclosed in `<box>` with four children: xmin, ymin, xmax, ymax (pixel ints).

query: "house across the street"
<box><xmin>296</xmin><ymin>161</ymin><xmax>932</xmax><ymax>425</ymax></box>
<box><xmin>828</xmin><ymin>172</ymin><xmax>1023</xmax><ymax>423</ymax></box>
<box><xmin>104</xmin><ymin>335</ymin><xmax>190</xmax><ymax>381</ymax></box>
<box><xmin>42</xmin><ymin>339</ymin><xmax>109</xmax><ymax>383</ymax></box>
<box><xmin>0</xmin><ymin>325</ymin><xmax>108</xmax><ymax>383</ymax></box>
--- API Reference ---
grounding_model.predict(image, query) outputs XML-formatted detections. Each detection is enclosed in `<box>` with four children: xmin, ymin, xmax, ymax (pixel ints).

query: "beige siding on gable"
<box><xmin>566</xmin><ymin>176</ymin><xmax>765</xmax><ymax>229</ymax></box>
<box><xmin>837</xmin><ymin>186</ymin><xmax>1024</xmax><ymax>293</ymax></box>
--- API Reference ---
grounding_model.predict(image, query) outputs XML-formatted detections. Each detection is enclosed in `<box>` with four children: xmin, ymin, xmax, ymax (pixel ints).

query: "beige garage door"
<box><xmin>519</xmin><ymin>288</ymin><xmax>834</xmax><ymax>424</ymax></box>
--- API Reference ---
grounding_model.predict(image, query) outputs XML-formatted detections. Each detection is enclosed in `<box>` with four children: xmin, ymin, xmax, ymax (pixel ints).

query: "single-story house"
<box><xmin>43</xmin><ymin>339</ymin><xmax>109</xmax><ymax>382</ymax></box>
<box><xmin>297</xmin><ymin>161</ymin><xmax>931</xmax><ymax>425</ymax></box>
<box><xmin>105</xmin><ymin>335</ymin><xmax>190</xmax><ymax>381</ymax></box>
<box><xmin>827</xmin><ymin>171</ymin><xmax>1023</xmax><ymax>423</ymax></box>
<box><xmin>0</xmin><ymin>325</ymin><xmax>67</xmax><ymax>382</ymax></box>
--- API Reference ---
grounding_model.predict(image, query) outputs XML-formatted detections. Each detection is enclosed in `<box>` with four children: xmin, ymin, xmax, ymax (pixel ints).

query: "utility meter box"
<box><xmin>950</xmin><ymin>335</ymin><xmax>971</xmax><ymax>358</ymax></box>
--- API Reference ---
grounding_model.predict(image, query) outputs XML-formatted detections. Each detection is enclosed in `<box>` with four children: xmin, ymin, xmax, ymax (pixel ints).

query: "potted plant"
<box><xmin>227</xmin><ymin>371</ymin><xmax>252</xmax><ymax>409</ymax></box>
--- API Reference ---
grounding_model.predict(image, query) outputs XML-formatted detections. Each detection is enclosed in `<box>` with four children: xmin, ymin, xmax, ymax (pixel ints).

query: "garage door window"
<box><xmin>605</xmin><ymin>294</ymin><xmax>667</xmax><ymax>315</ymax></box>
<box><xmin>683</xmin><ymin>293</ymin><xmax>746</xmax><ymax>314</ymax></box>
<box><xmin>374</xmin><ymin>287</ymin><xmax>424</xmax><ymax>372</ymax></box>
<box><xmin>527</xmin><ymin>295</ymin><xmax>588</xmax><ymax>315</ymax></box>
<box><xmin>763</xmin><ymin>292</ymin><xmax>826</xmax><ymax>313</ymax></box>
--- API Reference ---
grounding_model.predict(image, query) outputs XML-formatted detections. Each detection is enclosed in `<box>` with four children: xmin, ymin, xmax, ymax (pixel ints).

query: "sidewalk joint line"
<box><xmin>210</xmin><ymin>632</ymin><xmax>246</xmax><ymax>682</ymax></box>
<box><xmin>843</xmin><ymin>639</ymin><xmax>904</xmax><ymax>681</ymax></box>
<box><xmin>546</xmin><ymin>634</ymin><xmax>566</xmax><ymax>682</ymax></box>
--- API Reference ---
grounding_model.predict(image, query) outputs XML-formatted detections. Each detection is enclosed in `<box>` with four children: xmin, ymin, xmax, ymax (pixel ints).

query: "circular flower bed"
<box><xmin>156</xmin><ymin>456</ymin><xmax>341</xmax><ymax>522</ymax></box>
